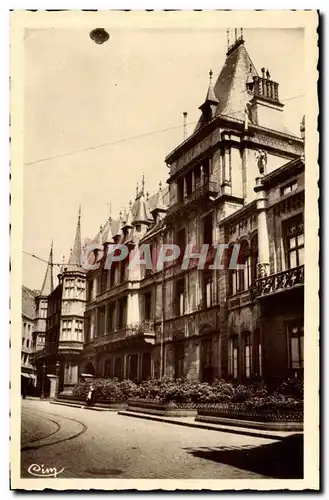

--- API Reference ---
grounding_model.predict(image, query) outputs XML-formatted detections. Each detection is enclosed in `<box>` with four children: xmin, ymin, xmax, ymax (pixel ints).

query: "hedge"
<box><xmin>72</xmin><ymin>377</ymin><xmax>303</xmax><ymax>410</ymax></box>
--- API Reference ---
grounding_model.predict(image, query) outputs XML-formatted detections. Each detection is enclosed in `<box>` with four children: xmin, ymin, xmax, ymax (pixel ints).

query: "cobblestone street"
<box><xmin>20</xmin><ymin>399</ymin><xmax>302</xmax><ymax>480</ymax></box>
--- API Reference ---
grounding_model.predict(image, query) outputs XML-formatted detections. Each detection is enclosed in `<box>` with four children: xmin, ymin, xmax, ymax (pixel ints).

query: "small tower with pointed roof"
<box><xmin>132</xmin><ymin>176</ymin><xmax>152</xmax><ymax>240</ymax></box>
<box><xmin>60</xmin><ymin>207</ymin><xmax>87</xmax><ymax>394</ymax></box>
<box><xmin>151</xmin><ymin>181</ymin><xmax>167</xmax><ymax>223</ymax></box>
<box><xmin>198</xmin><ymin>69</ymin><xmax>219</xmax><ymax>126</ymax></box>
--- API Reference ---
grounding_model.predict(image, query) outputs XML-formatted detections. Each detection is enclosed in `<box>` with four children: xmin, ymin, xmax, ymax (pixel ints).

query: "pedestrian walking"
<box><xmin>86</xmin><ymin>384</ymin><xmax>95</xmax><ymax>407</ymax></box>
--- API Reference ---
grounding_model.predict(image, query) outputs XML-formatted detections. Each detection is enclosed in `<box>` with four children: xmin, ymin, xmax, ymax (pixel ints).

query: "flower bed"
<box><xmin>70</xmin><ymin>377</ymin><xmax>303</xmax><ymax>424</ymax></box>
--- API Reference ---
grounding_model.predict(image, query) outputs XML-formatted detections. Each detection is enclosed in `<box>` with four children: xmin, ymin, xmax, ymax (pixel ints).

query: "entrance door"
<box><xmin>128</xmin><ymin>355</ymin><xmax>138</xmax><ymax>381</ymax></box>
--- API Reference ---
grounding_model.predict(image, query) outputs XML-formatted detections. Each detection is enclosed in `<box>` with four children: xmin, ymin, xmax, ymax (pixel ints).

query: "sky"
<box><xmin>23</xmin><ymin>24</ymin><xmax>305</xmax><ymax>291</ymax></box>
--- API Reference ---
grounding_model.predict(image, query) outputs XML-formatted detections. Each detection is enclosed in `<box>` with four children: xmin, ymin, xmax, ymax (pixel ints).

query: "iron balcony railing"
<box><xmin>255</xmin><ymin>265</ymin><xmax>304</xmax><ymax>298</ymax></box>
<box><xmin>167</xmin><ymin>181</ymin><xmax>218</xmax><ymax>217</ymax></box>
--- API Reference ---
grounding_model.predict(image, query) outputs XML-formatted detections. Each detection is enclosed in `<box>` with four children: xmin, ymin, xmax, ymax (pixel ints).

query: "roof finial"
<box><xmin>129</xmin><ymin>199</ymin><xmax>132</xmax><ymax>209</ymax></box>
<box><xmin>146</xmin><ymin>191</ymin><xmax>149</xmax><ymax>201</ymax></box>
<box><xmin>234</xmin><ymin>28</ymin><xmax>238</xmax><ymax>41</ymax></box>
<box><xmin>261</xmin><ymin>67</ymin><xmax>266</xmax><ymax>78</ymax></box>
<box><xmin>209</xmin><ymin>69</ymin><xmax>213</xmax><ymax>84</ymax></box>
<box><xmin>226</xmin><ymin>28</ymin><xmax>230</xmax><ymax>50</ymax></box>
<box><xmin>136</xmin><ymin>182</ymin><xmax>139</xmax><ymax>197</ymax></box>
<box><xmin>159</xmin><ymin>181</ymin><xmax>162</xmax><ymax>191</ymax></box>
<box><xmin>266</xmin><ymin>68</ymin><xmax>271</xmax><ymax>79</ymax></box>
<box><xmin>240</xmin><ymin>28</ymin><xmax>243</xmax><ymax>40</ymax></box>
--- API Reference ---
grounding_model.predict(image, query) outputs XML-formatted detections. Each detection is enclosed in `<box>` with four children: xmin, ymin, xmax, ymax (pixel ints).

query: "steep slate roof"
<box><xmin>195</xmin><ymin>39</ymin><xmax>258</xmax><ymax>131</ymax></box>
<box><xmin>22</xmin><ymin>285</ymin><xmax>38</xmax><ymax>320</ymax></box>
<box><xmin>90</xmin><ymin>185</ymin><xmax>169</xmax><ymax>245</ymax></box>
<box><xmin>40</xmin><ymin>244</ymin><xmax>54</xmax><ymax>296</ymax></box>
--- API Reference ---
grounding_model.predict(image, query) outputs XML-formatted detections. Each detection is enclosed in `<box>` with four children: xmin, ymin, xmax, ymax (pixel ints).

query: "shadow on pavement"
<box><xmin>185</xmin><ymin>434</ymin><xmax>303</xmax><ymax>479</ymax></box>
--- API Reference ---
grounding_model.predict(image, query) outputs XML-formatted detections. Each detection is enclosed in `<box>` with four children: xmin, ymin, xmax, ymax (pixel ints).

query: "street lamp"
<box><xmin>40</xmin><ymin>362</ymin><xmax>46</xmax><ymax>400</ymax></box>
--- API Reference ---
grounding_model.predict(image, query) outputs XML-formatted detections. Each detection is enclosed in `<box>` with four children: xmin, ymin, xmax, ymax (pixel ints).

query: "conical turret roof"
<box><xmin>40</xmin><ymin>242</ymin><xmax>54</xmax><ymax>296</ymax></box>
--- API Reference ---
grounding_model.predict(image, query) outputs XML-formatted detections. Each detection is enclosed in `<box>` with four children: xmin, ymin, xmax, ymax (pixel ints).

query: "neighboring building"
<box><xmin>79</xmin><ymin>32</ymin><xmax>304</xmax><ymax>387</ymax></box>
<box><xmin>21</xmin><ymin>286</ymin><xmax>38</xmax><ymax>394</ymax></box>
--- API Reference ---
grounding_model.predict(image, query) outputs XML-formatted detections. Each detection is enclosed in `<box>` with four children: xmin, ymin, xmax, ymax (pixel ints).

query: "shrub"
<box><xmin>278</xmin><ymin>378</ymin><xmax>303</xmax><ymax>399</ymax></box>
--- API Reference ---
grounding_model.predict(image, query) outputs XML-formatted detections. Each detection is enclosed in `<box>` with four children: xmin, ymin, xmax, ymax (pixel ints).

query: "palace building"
<box><xmin>29</xmin><ymin>30</ymin><xmax>304</xmax><ymax>394</ymax></box>
<box><xmin>78</xmin><ymin>32</ymin><xmax>304</xmax><ymax>387</ymax></box>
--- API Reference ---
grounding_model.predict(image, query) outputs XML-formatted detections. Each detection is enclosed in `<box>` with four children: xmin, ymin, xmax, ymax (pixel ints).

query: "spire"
<box><xmin>67</xmin><ymin>207</ymin><xmax>82</xmax><ymax>269</ymax></box>
<box><xmin>198</xmin><ymin>69</ymin><xmax>219</xmax><ymax>125</ymax></box>
<box><xmin>133</xmin><ymin>191</ymin><xmax>151</xmax><ymax>226</ymax></box>
<box><xmin>103</xmin><ymin>218</ymin><xmax>114</xmax><ymax>244</ymax></box>
<box><xmin>40</xmin><ymin>241</ymin><xmax>54</xmax><ymax>296</ymax></box>
<box><xmin>123</xmin><ymin>202</ymin><xmax>133</xmax><ymax>230</ymax></box>
<box><xmin>151</xmin><ymin>182</ymin><xmax>167</xmax><ymax>217</ymax></box>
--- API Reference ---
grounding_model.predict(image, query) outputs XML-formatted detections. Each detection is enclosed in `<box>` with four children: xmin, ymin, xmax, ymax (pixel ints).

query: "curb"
<box><xmin>118</xmin><ymin>410</ymin><xmax>300</xmax><ymax>441</ymax></box>
<box><xmin>50</xmin><ymin>401</ymin><xmax>121</xmax><ymax>411</ymax></box>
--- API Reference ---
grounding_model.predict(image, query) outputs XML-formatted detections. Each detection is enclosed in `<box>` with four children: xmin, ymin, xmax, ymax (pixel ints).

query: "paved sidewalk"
<box><xmin>118</xmin><ymin>409</ymin><xmax>302</xmax><ymax>441</ymax></box>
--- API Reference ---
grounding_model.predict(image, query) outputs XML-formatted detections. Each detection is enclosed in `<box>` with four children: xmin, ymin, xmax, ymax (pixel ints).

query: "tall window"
<box><xmin>128</xmin><ymin>355</ymin><xmax>138</xmax><ymax>381</ymax></box>
<box><xmin>97</xmin><ymin>306</ymin><xmax>106</xmax><ymax>337</ymax></box>
<box><xmin>288</xmin><ymin>321</ymin><xmax>304</xmax><ymax>370</ymax></box>
<box><xmin>175</xmin><ymin>278</ymin><xmax>185</xmax><ymax>316</ymax></box>
<box><xmin>174</xmin><ymin>336</ymin><xmax>185</xmax><ymax>379</ymax></box>
<box><xmin>141</xmin><ymin>352</ymin><xmax>151</xmax><ymax>380</ymax></box>
<box><xmin>177</xmin><ymin>178</ymin><xmax>184</xmax><ymax>202</ymax></box>
<box><xmin>100</xmin><ymin>270</ymin><xmax>107</xmax><ymax>294</ymax></box>
<box><xmin>77</xmin><ymin>279</ymin><xmax>85</xmax><ymax>299</ymax></box>
<box><xmin>41</xmin><ymin>300</ymin><xmax>48</xmax><ymax>318</ymax></box>
<box><xmin>201</xmin><ymin>337</ymin><xmax>213</xmax><ymax>383</ymax></box>
<box><xmin>228</xmin><ymin>336</ymin><xmax>238</xmax><ymax>378</ymax></box>
<box><xmin>75</xmin><ymin>320</ymin><xmax>84</xmax><ymax>342</ymax></box>
<box><xmin>285</xmin><ymin>215</ymin><xmax>304</xmax><ymax>268</ymax></box>
<box><xmin>107</xmin><ymin>302</ymin><xmax>116</xmax><ymax>332</ymax></box>
<box><xmin>86</xmin><ymin>280</ymin><xmax>93</xmax><ymax>302</ymax></box>
<box><xmin>104</xmin><ymin>359</ymin><xmax>112</xmax><ymax>378</ymax></box>
<box><xmin>85</xmin><ymin>316</ymin><xmax>91</xmax><ymax>343</ymax></box>
<box><xmin>65</xmin><ymin>279</ymin><xmax>75</xmax><ymax>299</ymax></box>
<box><xmin>203</xmin><ymin>271</ymin><xmax>213</xmax><ymax>308</ymax></box>
<box><xmin>176</xmin><ymin>228</ymin><xmax>186</xmax><ymax>263</ymax></box>
<box><xmin>62</xmin><ymin>320</ymin><xmax>72</xmax><ymax>341</ymax></box>
<box><xmin>110</xmin><ymin>265</ymin><xmax>116</xmax><ymax>288</ymax></box>
<box><xmin>144</xmin><ymin>292</ymin><xmax>152</xmax><ymax>320</ymax></box>
<box><xmin>117</xmin><ymin>298</ymin><xmax>127</xmax><ymax>329</ymax></box>
<box><xmin>203</xmin><ymin>213</ymin><xmax>213</xmax><ymax>246</ymax></box>
<box><xmin>250</xmin><ymin>235</ymin><xmax>258</xmax><ymax>283</ymax></box>
<box><xmin>244</xmin><ymin>332</ymin><xmax>252</xmax><ymax>378</ymax></box>
<box><xmin>114</xmin><ymin>357</ymin><xmax>123</xmax><ymax>380</ymax></box>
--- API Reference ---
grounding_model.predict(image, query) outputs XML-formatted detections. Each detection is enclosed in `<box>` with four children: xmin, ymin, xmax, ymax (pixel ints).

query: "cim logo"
<box><xmin>28</xmin><ymin>463</ymin><xmax>64</xmax><ymax>478</ymax></box>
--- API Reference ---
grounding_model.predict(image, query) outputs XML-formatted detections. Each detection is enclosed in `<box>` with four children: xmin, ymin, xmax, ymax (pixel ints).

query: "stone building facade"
<box><xmin>78</xmin><ymin>33</ymin><xmax>304</xmax><ymax>388</ymax></box>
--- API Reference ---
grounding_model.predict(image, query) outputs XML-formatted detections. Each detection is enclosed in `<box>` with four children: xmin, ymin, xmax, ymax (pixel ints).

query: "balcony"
<box><xmin>167</xmin><ymin>181</ymin><xmax>218</xmax><ymax>217</ymax></box>
<box><xmin>254</xmin><ymin>265</ymin><xmax>304</xmax><ymax>298</ymax></box>
<box><xmin>88</xmin><ymin>320</ymin><xmax>155</xmax><ymax>348</ymax></box>
<box><xmin>227</xmin><ymin>289</ymin><xmax>253</xmax><ymax>310</ymax></box>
